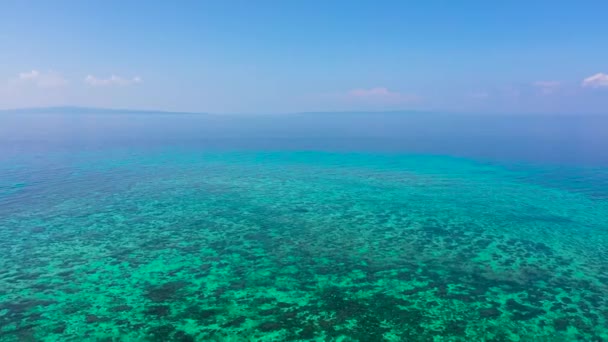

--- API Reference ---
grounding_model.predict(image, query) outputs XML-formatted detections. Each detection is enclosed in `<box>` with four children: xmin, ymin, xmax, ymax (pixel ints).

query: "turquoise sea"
<box><xmin>1</xmin><ymin>111</ymin><xmax>607</xmax><ymax>341</ymax></box>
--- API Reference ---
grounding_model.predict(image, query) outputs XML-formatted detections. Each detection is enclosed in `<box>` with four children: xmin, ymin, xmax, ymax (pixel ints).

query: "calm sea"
<box><xmin>1</xmin><ymin>111</ymin><xmax>607</xmax><ymax>341</ymax></box>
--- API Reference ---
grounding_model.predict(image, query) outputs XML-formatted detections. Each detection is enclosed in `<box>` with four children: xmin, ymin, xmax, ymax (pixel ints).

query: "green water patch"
<box><xmin>0</xmin><ymin>151</ymin><xmax>607</xmax><ymax>341</ymax></box>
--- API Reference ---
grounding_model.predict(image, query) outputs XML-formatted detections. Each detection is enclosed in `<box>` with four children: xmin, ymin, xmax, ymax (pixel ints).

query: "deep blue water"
<box><xmin>2</xmin><ymin>111</ymin><xmax>607</xmax><ymax>163</ymax></box>
<box><xmin>2</xmin><ymin>111</ymin><xmax>607</xmax><ymax>199</ymax></box>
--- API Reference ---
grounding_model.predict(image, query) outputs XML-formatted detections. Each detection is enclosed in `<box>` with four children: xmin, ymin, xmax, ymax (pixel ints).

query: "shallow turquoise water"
<box><xmin>1</xmin><ymin>145</ymin><xmax>608</xmax><ymax>341</ymax></box>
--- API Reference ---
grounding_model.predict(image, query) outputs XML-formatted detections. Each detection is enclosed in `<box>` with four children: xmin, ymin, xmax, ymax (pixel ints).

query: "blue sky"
<box><xmin>1</xmin><ymin>1</ymin><xmax>607</xmax><ymax>114</ymax></box>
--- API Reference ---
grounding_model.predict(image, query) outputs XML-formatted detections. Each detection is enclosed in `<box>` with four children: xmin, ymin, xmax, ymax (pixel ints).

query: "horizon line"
<box><xmin>0</xmin><ymin>105</ymin><xmax>605</xmax><ymax>117</ymax></box>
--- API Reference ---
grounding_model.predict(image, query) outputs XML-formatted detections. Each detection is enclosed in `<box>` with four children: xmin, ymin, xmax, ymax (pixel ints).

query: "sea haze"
<box><xmin>1</xmin><ymin>108</ymin><xmax>607</xmax><ymax>165</ymax></box>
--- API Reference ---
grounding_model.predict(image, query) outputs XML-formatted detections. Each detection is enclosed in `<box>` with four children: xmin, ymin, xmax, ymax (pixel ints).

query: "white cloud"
<box><xmin>347</xmin><ymin>87</ymin><xmax>419</xmax><ymax>103</ymax></box>
<box><xmin>533</xmin><ymin>81</ymin><xmax>561</xmax><ymax>94</ymax></box>
<box><xmin>85</xmin><ymin>75</ymin><xmax>142</xmax><ymax>87</ymax></box>
<box><xmin>17</xmin><ymin>70</ymin><xmax>68</xmax><ymax>88</ymax></box>
<box><xmin>19</xmin><ymin>70</ymin><xmax>40</xmax><ymax>80</ymax></box>
<box><xmin>582</xmin><ymin>73</ymin><xmax>608</xmax><ymax>88</ymax></box>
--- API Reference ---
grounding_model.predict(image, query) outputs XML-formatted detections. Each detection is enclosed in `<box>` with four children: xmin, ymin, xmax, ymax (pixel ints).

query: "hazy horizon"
<box><xmin>2</xmin><ymin>105</ymin><xmax>608</xmax><ymax>117</ymax></box>
<box><xmin>2</xmin><ymin>107</ymin><xmax>607</xmax><ymax>168</ymax></box>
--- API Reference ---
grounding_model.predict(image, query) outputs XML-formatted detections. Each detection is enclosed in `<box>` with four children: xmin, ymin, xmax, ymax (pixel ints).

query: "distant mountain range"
<box><xmin>4</xmin><ymin>107</ymin><xmax>599</xmax><ymax>117</ymax></box>
<box><xmin>0</xmin><ymin>106</ymin><xmax>436</xmax><ymax>117</ymax></box>
<box><xmin>0</xmin><ymin>106</ymin><xmax>204</xmax><ymax>115</ymax></box>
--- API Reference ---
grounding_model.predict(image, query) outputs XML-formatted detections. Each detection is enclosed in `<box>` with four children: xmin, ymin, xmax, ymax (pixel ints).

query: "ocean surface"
<box><xmin>1</xmin><ymin>111</ymin><xmax>607</xmax><ymax>341</ymax></box>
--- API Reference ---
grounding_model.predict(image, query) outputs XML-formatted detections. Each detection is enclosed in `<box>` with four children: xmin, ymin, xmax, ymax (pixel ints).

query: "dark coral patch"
<box><xmin>145</xmin><ymin>281</ymin><xmax>189</xmax><ymax>302</ymax></box>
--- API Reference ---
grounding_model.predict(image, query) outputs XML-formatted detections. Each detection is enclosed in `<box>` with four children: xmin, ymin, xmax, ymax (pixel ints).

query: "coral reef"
<box><xmin>1</xmin><ymin>151</ymin><xmax>607</xmax><ymax>341</ymax></box>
